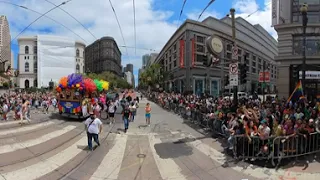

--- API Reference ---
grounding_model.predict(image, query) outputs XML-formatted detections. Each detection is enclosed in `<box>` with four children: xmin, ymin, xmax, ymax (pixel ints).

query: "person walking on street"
<box><xmin>129</xmin><ymin>102</ymin><xmax>136</xmax><ymax>122</ymax></box>
<box><xmin>145</xmin><ymin>103</ymin><xmax>151</xmax><ymax>126</ymax></box>
<box><xmin>84</xmin><ymin>112</ymin><xmax>102</xmax><ymax>151</ymax></box>
<box><xmin>122</xmin><ymin>105</ymin><xmax>131</xmax><ymax>133</ymax></box>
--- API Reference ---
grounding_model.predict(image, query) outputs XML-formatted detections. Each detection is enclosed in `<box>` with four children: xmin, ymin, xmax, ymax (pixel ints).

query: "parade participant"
<box><xmin>20</xmin><ymin>100</ymin><xmax>31</xmax><ymax>124</ymax></box>
<box><xmin>145</xmin><ymin>102</ymin><xmax>151</xmax><ymax>126</ymax></box>
<box><xmin>129</xmin><ymin>102</ymin><xmax>136</xmax><ymax>122</ymax></box>
<box><xmin>122</xmin><ymin>105</ymin><xmax>131</xmax><ymax>133</ymax></box>
<box><xmin>84</xmin><ymin>112</ymin><xmax>102</xmax><ymax>151</ymax></box>
<box><xmin>108</xmin><ymin>100</ymin><xmax>116</xmax><ymax>124</ymax></box>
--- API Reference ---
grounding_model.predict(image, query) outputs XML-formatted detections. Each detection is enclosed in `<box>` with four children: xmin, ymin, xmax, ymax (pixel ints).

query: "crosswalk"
<box><xmin>0</xmin><ymin>118</ymin><xmax>319</xmax><ymax>180</ymax></box>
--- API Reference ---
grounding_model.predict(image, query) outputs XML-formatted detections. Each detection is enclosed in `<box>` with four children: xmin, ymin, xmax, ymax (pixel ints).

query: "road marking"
<box><xmin>0</xmin><ymin>121</ymin><xmax>55</xmax><ymax>136</ymax></box>
<box><xmin>0</xmin><ymin>135</ymin><xmax>87</xmax><ymax>180</ymax></box>
<box><xmin>0</xmin><ymin>120</ymin><xmax>23</xmax><ymax>126</ymax></box>
<box><xmin>187</xmin><ymin>137</ymin><xmax>320</xmax><ymax>180</ymax></box>
<box><xmin>148</xmin><ymin>133</ymin><xmax>187</xmax><ymax>180</ymax></box>
<box><xmin>0</xmin><ymin>125</ymin><xmax>76</xmax><ymax>154</ymax></box>
<box><xmin>89</xmin><ymin>134</ymin><xmax>127</xmax><ymax>180</ymax></box>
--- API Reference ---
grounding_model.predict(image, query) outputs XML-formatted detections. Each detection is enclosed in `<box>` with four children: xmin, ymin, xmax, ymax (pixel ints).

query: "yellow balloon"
<box><xmin>76</xmin><ymin>84</ymin><xmax>80</xmax><ymax>88</ymax></box>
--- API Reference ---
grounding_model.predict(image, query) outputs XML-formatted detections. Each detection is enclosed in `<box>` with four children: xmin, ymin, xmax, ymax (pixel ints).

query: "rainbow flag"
<box><xmin>287</xmin><ymin>80</ymin><xmax>304</xmax><ymax>103</ymax></box>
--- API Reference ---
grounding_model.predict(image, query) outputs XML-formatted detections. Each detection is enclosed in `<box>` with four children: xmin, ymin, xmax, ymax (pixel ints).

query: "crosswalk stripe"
<box><xmin>187</xmin><ymin>136</ymin><xmax>320</xmax><ymax>180</ymax></box>
<box><xmin>89</xmin><ymin>134</ymin><xmax>128</xmax><ymax>180</ymax></box>
<box><xmin>0</xmin><ymin>135</ymin><xmax>87</xmax><ymax>180</ymax></box>
<box><xmin>0</xmin><ymin>121</ymin><xmax>55</xmax><ymax>136</ymax></box>
<box><xmin>148</xmin><ymin>133</ymin><xmax>187</xmax><ymax>180</ymax></box>
<box><xmin>0</xmin><ymin>125</ymin><xmax>76</xmax><ymax>154</ymax></box>
<box><xmin>0</xmin><ymin>120</ymin><xmax>23</xmax><ymax>126</ymax></box>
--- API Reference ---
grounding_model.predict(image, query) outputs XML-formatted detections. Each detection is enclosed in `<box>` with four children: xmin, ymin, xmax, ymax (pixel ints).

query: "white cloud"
<box><xmin>233</xmin><ymin>0</ymin><xmax>278</xmax><ymax>40</ymax></box>
<box><xmin>186</xmin><ymin>9</ymin><xmax>221</xmax><ymax>22</ymax></box>
<box><xmin>1</xmin><ymin>0</ymin><xmax>178</xmax><ymax>82</ymax></box>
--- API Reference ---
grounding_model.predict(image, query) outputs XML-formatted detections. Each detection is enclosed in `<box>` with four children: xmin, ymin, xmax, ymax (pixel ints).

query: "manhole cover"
<box><xmin>137</xmin><ymin>154</ymin><xmax>146</xmax><ymax>158</ymax></box>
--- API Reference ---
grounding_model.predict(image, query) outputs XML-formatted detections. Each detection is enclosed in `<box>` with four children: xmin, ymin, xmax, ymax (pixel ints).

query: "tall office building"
<box><xmin>85</xmin><ymin>36</ymin><xmax>122</xmax><ymax>76</ymax></box>
<box><xmin>126</xmin><ymin>63</ymin><xmax>133</xmax><ymax>73</ymax></box>
<box><xmin>142</xmin><ymin>54</ymin><xmax>151</xmax><ymax>69</ymax></box>
<box><xmin>272</xmin><ymin>0</ymin><xmax>320</xmax><ymax>98</ymax></box>
<box><xmin>0</xmin><ymin>15</ymin><xmax>11</xmax><ymax>72</ymax></box>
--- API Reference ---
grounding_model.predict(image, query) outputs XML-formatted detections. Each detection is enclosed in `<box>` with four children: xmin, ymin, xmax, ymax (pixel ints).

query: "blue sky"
<box><xmin>4</xmin><ymin>0</ymin><xmax>273</xmax><ymax>87</ymax></box>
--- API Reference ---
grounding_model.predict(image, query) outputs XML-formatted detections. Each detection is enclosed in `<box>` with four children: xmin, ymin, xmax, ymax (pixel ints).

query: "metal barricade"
<box><xmin>233</xmin><ymin>135</ymin><xmax>275</xmax><ymax>161</ymax></box>
<box><xmin>271</xmin><ymin>132</ymin><xmax>320</xmax><ymax>167</ymax></box>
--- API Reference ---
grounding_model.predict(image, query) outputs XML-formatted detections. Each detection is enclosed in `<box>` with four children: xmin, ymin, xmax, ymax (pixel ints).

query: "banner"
<box><xmin>179</xmin><ymin>39</ymin><xmax>185</xmax><ymax>68</ymax></box>
<box><xmin>191</xmin><ymin>38</ymin><xmax>195</xmax><ymax>67</ymax></box>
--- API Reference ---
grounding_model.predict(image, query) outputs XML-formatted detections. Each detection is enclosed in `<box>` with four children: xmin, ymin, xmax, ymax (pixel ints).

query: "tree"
<box><xmin>84</xmin><ymin>71</ymin><xmax>132</xmax><ymax>90</ymax></box>
<box><xmin>139</xmin><ymin>63</ymin><xmax>163</xmax><ymax>88</ymax></box>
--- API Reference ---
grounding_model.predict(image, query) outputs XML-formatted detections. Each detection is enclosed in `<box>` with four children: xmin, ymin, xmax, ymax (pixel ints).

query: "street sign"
<box><xmin>259</xmin><ymin>71</ymin><xmax>270</xmax><ymax>82</ymax></box>
<box><xmin>229</xmin><ymin>74</ymin><xmax>238</xmax><ymax>86</ymax></box>
<box><xmin>229</xmin><ymin>63</ymin><xmax>238</xmax><ymax>75</ymax></box>
<box><xmin>232</xmin><ymin>45</ymin><xmax>238</xmax><ymax>60</ymax></box>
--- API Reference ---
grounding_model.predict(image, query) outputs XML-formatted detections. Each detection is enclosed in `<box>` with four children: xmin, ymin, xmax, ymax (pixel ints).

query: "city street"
<box><xmin>0</xmin><ymin>97</ymin><xmax>318</xmax><ymax>180</ymax></box>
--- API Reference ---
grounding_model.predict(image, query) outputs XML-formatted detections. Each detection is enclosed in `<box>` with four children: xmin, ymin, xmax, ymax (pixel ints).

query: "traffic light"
<box><xmin>202</xmin><ymin>54</ymin><xmax>213</xmax><ymax>67</ymax></box>
<box><xmin>239</xmin><ymin>63</ymin><xmax>247</xmax><ymax>84</ymax></box>
<box><xmin>224</xmin><ymin>75</ymin><xmax>229</xmax><ymax>86</ymax></box>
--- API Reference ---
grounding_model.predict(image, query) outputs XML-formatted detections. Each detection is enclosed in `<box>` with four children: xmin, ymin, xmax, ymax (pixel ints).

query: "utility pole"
<box><xmin>300</xmin><ymin>3</ymin><xmax>308</xmax><ymax>92</ymax></box>
<box><xmin>230</xmin><ymin>8</ymin><xmax>238</xmax><ymax>106</ymax></box>
<box><xmin>262</xmin><ymin>61</ymin><xmax>266</xmax><ymax>102</ymax></box>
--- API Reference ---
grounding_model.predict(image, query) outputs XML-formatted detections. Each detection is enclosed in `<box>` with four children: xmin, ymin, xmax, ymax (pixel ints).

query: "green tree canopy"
<box><xmin>84</xmin><ymin>71</ymin><xmax>132</xmax><ymax>90</ymax></box>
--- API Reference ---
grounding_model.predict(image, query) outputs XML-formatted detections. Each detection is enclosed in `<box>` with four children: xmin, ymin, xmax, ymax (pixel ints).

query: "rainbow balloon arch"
<box><xmin>56</xmin><ymin>73</ymin><xmax>109</xmax><ymax>94</ymax></box>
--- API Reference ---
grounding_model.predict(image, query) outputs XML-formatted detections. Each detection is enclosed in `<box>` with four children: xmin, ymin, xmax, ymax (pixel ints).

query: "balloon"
<box><xmin>59</xmin><ymin>76</ymin><xmax>68</xmax><ymax>88</ymax></box>
<box><xmin>76</xmin><ymin>84</ymin><xmax>80</xmax><ymax>88</ymax></box>
<box><xmin>94</xmin><ymin>79</ymin><xmax>103</xmax><ymax>92</ymax></box>
<box><xmin>79</xmin><ymin>87</ymin><xmax>83</xmax><ymax>90</ymax></box>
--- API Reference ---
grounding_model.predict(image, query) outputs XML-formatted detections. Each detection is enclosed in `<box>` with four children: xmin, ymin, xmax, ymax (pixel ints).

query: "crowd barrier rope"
<box><xmin>146</xmin><ymin>95</ymin><xmax>320</xmax><ymax>167</ymax></box>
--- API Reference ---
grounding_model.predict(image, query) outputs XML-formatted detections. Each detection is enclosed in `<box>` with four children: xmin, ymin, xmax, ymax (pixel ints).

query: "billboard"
<box><xmin>37</xmin><ymin>35</ymin><xmax>76</xmax><ymax>88</ymax></box>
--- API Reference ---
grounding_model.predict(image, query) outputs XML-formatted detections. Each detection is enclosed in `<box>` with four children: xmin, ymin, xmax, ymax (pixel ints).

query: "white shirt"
<box><xmin>108</xmin><ymin>104</ymin><xmax>115</xmax><ymax>113</ymax></box>
<box><xmin>84</xmin><ymin>118</ymin><xmax>102</xmax><ymax>134</ymax></box>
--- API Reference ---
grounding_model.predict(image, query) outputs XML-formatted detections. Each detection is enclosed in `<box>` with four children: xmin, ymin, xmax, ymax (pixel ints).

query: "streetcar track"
<box><xmin>0</xmin><ymin>125</ymin><xmax>85</xmax><ymax>168</ymax></box>
<box><xmin>59</xmin><ymin>122</ymin><xmax>116</xmax><ymax>180</ymax></box>
<box><xmin>0</xmin><ymin>120</ymin><xmax>68</xmax><ymax>139</ymax></box>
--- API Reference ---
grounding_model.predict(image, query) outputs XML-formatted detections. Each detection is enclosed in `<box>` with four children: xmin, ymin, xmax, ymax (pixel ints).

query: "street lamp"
<box><xmin>300</xmin><ymin>3</ymin><xmax>308</xmax><ymax>92</ymax></box>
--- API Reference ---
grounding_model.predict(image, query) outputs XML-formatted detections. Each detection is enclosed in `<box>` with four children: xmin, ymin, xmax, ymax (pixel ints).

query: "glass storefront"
<box><xmin>194</xmin><ymin>79</ymin><xmax>204</xmax><ymax>96</ymax></box>
<box><xmin>290</xmin><ymin>64</ymin><xmax>320</xmax><ymax>100</ymax></box>
<box><xmin>210</xmin><ymin>80</ymin><xmax>219</xmax><ymax>97</ymax></box>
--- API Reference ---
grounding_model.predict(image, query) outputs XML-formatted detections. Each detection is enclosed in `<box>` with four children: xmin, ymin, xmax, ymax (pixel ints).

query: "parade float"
<box><xmin>56</xmin><ymin>73</ymin><xmax>109</xmax><ymax>119</ymax></box>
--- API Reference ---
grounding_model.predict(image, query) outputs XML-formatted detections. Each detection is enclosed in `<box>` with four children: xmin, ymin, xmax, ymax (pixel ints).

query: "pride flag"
<box><xmin>287</xmin><ymin>80</ymin><xmax>304</xmax><ymax>103</ymax></box>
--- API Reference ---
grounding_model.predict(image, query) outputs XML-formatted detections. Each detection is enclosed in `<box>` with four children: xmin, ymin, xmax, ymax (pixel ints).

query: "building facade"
<box><xmin>85</xmin><ymin>36</ymin><xmax>122</xmax><ymax>76</ymax></box>
<box><xmin>17</xmin><ymin>36</ymin><xmax>85</xmax><ymax>88</ymax></box>
<box><xmin>0</xmin><ymin>15</ymin><xmax>11</xmax><ymax>72</ymax></box>
<box><xmin>126</xmin><ymin>63</ymin><xmax>133</xmax><ymax>73</ymax></box>
<box><xmin>153</xmin><ymin>17</ymin><xmax>278</xmax><ymax>96</ymax></box>
<box><xmin>142</xmin><ymin>54</ymin><xmax>150</xmax><ymax>69</ymax></box>
<box><xmin>272</xmin><ymin>0</ymin><xmax>320</xmax><ymax>98</ymax></box>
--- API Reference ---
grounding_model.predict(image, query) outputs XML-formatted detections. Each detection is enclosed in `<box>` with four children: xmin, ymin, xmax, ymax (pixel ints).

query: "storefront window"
<box><xmin>299</xmin><ymin>0</ymin><xmax>320</xmax><ymax>5</ymax></box>
<box><xmin>194</xmin><ymin>79</ymin><xmax>204</xmax><ymax>95</ymax></box>
<box><xmin>293</xmin><ymin>35</ymin><xmax>320</xmax><ymax>56</ymax></box>
<box><xmin>292</xmin><ymin>0</ymin><xmax>320</xmax><ymax>23</ymax></box>
<box><xmin>211</xmin><ymin>80</ymin><xmax>219</xmax><ymax>97</ymax></box>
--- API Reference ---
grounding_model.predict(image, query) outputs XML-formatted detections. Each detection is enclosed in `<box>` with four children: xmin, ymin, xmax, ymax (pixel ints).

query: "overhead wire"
<box><xmin>133</xmin><ymin>0</ymin><xmax>136</xmax><ymax>55</ymax></box>
<box><xmin>177</xmin><ymin>0</ymin><xmax>187</xmax><ymax>26</ymax></box>
<box><xmin>198</xmin><ymin>0</ymin><xmax>216</xmax><ymax>20</ymax></box>
<box><xmin>10</xmin><ymin>0</ymin><xmax>72</xmax><ymax>44</ymax></box>
<box><xmin>0</xmin><ymin>0</ymin><xmax>87</xmax><ymax>43</ymax></box>
<box><xmin>245</xmin><ymin>1</ymin><xmax>271</xmax><ymax>19</ymax></box>
<box><xmin>119</xmin><ymin>45</ymin><xmax>157</xmax><ymax>52</ymax></box>
<box><xmin>44</xmin><ymin>0</ymin><xmax>97</xmax><ymax>40</ymax></box>
<box><xmin>108</xmin><ymin>0</ymin><xmax>128</xmax><ymax>56</ymax></box>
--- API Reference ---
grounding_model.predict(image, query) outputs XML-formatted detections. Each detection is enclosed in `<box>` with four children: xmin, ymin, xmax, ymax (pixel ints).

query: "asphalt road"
<box><xmin>0</xmin><ymin>96</ymin><xmax>319</xmax><ymax>180</ymax></box>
